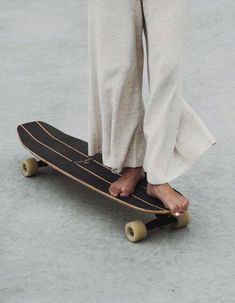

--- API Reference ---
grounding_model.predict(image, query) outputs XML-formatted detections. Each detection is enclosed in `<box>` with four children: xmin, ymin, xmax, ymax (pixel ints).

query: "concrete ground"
<box><xmin>0</xmin><ymin>1</ymin><xmax>234</xmax><ymax>302</ymax></box>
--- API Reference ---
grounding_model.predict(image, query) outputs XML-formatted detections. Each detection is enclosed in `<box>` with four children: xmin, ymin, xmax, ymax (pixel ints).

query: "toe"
<box><xmin>181</xmin><ymin>197</ymin><xmax>189</xmax><ymax>210</ymax></box>
<box><xmin>178</xmin><ymin>202</ymin><xmax>186</xmax><ymax>214</ymax></box>
<box><xmin>170</xmin><ymin>205</ymin><xmax>180</xmax><ymax>217</ymax></box>
<box><xmin>185</xmin><ymin>198</ymin><xmax>190</xmax><ymax>209</ymax></box>
<box><xmin>120</xmin><ymin>189</ymin><xmax>131</xmax><ymax>198</ymax></box>
<box><xmin>120</xmin><ymin>186</ymin><xmax>133</xmax><ymax>198</ymax></box>
<box><xmin>113</xmin><ymin>189</ymin><xmax>121</xmax><ymax>197</ymax></box>
<box><xmin>111</xmin><ymin>192</ymin><xmax>119</xmax><ymax>197</ymax></box>
<box><xmin>109</xmin><ymin>185</ymin><xmax>121</xmax><ymax>197</ymax></box>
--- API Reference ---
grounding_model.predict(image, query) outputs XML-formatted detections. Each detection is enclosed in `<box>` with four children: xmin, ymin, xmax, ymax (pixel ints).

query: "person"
<box><xmin>87</xmin><ymin>0</ymin><xmax>216</xmax><ymax>217</ymax></box>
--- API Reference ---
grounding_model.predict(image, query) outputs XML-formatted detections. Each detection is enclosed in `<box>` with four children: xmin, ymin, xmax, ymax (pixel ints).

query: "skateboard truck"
<box><xmin>124</xmin><ymin>211</ymin><xmax>190</xmax><ymax>243</ymax></box>
<box><xmin>38</xmin><ymin>160</ymin><xmax>48</xmax><ymax>168</ymax></box>
<box><xmin>145</xmin><ymin>214</ymin><xmax>177</xmax><ymax>230</ymax></box>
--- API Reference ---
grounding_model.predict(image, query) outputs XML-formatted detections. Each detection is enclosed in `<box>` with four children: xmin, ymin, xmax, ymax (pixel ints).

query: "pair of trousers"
<box><xmin>87</xmin><ymin>0</ymin><xmax>216</xmax><ymax>184</ymax></box>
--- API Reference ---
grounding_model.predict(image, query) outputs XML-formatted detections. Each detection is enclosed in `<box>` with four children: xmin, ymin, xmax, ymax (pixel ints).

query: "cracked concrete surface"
<box><xmin>0</xmin><ymin>1</ymin><xmax>234</xmax><ymax>302</ymax></box>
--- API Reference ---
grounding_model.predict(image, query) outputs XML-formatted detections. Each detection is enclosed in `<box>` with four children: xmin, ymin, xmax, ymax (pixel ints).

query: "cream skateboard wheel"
<box><xmin>20</xmin><ymin>158</ymin><xmax>39</xmax><ymax>177</ymax></box>
<box><xmin>171</xmin><ymin>211</ymin><xmax>190</xmax><ymax>229</ymax></box>
<box><xmin>125</xmin><ymin>220</ymin><xmax>147</xmax><ymax>243</ymax></box>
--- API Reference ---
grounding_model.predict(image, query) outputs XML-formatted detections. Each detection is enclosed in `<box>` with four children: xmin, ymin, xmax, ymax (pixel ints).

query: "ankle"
<box><xmin>148</xmin><ymin>182</ymin><xmax>171</xmax><ymax>191</ymax></box>
<box><xmin>122</xmin><ymin>166</ymin><xmax>143</xmax><ymax>173</ymax></box>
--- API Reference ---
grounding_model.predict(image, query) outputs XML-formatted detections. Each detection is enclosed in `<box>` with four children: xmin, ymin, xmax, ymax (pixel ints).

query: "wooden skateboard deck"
<box><xmin>17</xmin><ymin>121</ymin><xmax>190</xmax><ymax>242</ymax></box>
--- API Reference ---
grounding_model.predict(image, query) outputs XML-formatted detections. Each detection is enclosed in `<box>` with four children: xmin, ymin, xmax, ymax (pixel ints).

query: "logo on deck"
<box><xmin>74</xmin><ymin>157</ymin><xmax>94</xmax><ymax>165</ymax></box>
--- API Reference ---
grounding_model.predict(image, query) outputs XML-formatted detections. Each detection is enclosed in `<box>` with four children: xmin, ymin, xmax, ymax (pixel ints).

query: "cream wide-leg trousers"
<box><xmin>87</xmin><ymin>0</ymin><xmax>216</xmax><ymax>184</ymax></box>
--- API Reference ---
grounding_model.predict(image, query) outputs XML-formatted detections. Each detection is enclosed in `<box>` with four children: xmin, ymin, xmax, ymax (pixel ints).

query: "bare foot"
<box><xmin>109</xmin><ymin>167</ymin><xmax>145</xmax><ymax>198</ymax></box>
<box><xmin>147</xmin><ymin>183</ymin><xmax>189</xmax><ymax>217</ymax></box>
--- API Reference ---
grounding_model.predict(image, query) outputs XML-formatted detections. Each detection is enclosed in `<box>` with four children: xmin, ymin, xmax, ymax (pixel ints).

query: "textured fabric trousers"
<box><xmin>87</xmin><ymin>0</ymin><xmax>216</xmax><ymax>184</ymax></box>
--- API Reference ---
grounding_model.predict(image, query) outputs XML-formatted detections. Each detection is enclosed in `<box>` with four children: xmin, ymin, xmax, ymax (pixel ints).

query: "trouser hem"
<box><xmin>146</xmin><ymin>138</ymin><xmax>216</xmax><ymax>185</ymax></box>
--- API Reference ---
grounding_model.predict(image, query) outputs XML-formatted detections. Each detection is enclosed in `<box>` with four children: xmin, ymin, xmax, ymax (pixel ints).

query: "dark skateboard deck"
<box><xmin>17</xmin><ymin>121</ymin><xmax>191</xmax><ymax>242</ymax></box>
<box><xmin>17</xmin><ymin>121</ymin><xmax>170</xmax><ymax>215</ymax></box>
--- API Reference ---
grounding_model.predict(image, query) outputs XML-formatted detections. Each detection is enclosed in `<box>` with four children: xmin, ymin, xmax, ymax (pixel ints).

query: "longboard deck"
<box><xmin>17</xmin><ymin>121</ymin><xmax>170</xmax><ymax>215</ymax></box>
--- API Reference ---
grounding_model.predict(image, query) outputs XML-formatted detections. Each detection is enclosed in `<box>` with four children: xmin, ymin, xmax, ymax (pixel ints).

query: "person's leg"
<box><xmin>142</xmin><ymin>0</ymin><xmax>216</xmax><ymax>215</ymax></box>
<box><xmin>87</xmin><ymin>0</ymin><xmax>146</xmax><ymax>196</ymax></box>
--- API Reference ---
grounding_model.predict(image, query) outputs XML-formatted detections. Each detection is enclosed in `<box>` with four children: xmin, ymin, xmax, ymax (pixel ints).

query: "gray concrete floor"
<box><xmin>0</xmin><ymin>1</ymin><xmax>234</xmax><ymax>302</ymax></box>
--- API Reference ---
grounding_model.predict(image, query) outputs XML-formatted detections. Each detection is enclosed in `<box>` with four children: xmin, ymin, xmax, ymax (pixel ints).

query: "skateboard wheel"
<box><xmin>20</xmin><ymin>158</ymin><xmax>39</xmax><ymax>177</ymax></box>
<box><xmin>124</xmin><ymin>220</ymin><xmax>147</xmax><ymax>243</ymax></box>
<box><xmin>171</xmin><ymin>211</ymin><xmax>190</xmax><ymax>229</ymax></box>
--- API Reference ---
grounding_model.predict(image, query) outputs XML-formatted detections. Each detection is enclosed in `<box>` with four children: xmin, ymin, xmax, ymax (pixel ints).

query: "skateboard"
<box><xmin>17</xmin><ymin>121</ymin><xmax>190</xmax><ymax>242</ymax></box>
